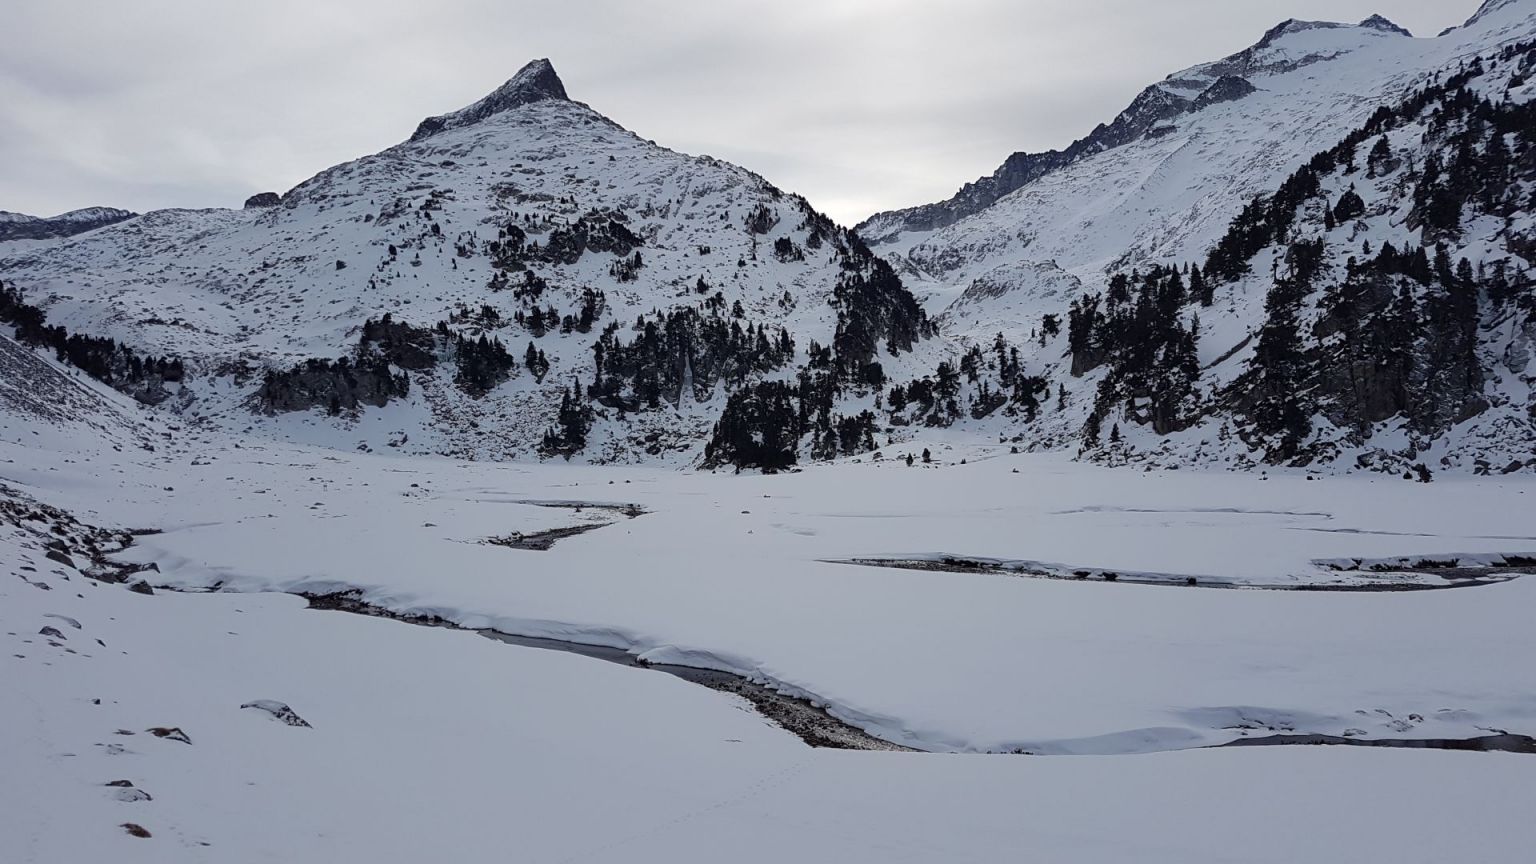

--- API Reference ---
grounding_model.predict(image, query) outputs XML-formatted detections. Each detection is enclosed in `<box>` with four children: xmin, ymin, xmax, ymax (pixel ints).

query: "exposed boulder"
<box><xmin>243</xmin><ymin>192</ymin><xmax>281</xmax><ymax>209</ymax></box>
<box><xmin>145</xmin><ymin>726</ymin><xmax>190</xmax><ymax>744</ymax></box>
<box><xmin>240</xmin><ymin>699</ymin><xmax>313</xmax><ymax>728</ymax></box>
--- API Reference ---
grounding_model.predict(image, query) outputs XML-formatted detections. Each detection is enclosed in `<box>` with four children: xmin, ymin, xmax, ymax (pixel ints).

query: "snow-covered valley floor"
<box><xmin>5</xmin><ymin>421</ymin><xmax>1535</xmax><ymax>860</ymax></box>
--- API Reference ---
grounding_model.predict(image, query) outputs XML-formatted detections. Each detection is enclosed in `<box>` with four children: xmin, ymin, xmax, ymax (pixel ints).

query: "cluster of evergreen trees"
<box><xmin>1208</xmin><ymin>45</ymin><xmax>1533</xmax><ymax>463</ymax></box>
<box><xmin>1227</xmin><ymin>240</ymin><xmax>1326</xmax><ymax>459</ymax></box>
<box><xmin>590</xmin><ymin>306</ymin><xmax>797</xmax><ymax>409</ymax></box>
<box><xmin>772</xmin><ymin>236</ymin><xmax>805</xmax><ymax>262</ymax></box>
<box><xmin>524</xmin><ymin>342</ymin><xmax>550</xmax><ymax>381</ymax></box>
<box><xmin>541</xmin><ymin>381</ymin><xmax>593</xmax><ymax>457</ymax></box>
<box><xmin>257</xmin><ymin>313</ymin><xmax>521</xmax><ymax>413</ymax></box>
<box><xmin>702</xmin><ymin>381</ymin><xmax>800</xmax><ymax>471</ymax></box>
<box><xmin>1200</xmin><ymin>54</ymin><xmax>1525</xmax><ymax>288</ymax></box>
<box><xmin>364</xmin><ymin>314</ymin><xmax>517</xmax><ymax>397</ymax></box>
<box><xmin>452</xmin><ymin>333</ymin><xmax>516</xmax><ymax>396</ymax></box>
<box><xmin>514</xmin><ymin>287</ymin><xmax>605</xmax><ymax>337</ymax></box>
<box><xmin>863</xmin><ymin>344</ymin><xmax>1033</xmax><ymax>446</ymax></box>
<box><xmin>0</xmin><ymin>280</ymin><xmax>185</xmax><ymax>404</ymax></box>
<box><xmin>888</xmin><ymin>362</ymin><xmax>962</xmax><ymax>426</ymax></box>
<box><xmin>608</xmin><ymin>250</ymin><xmax>644</xmax><ymax>282</ymax></box>
<box><xmin>882</xmin><ymin>334</ymin><xmax>1051</xmax><ymax>431</ymax></box>
<box><xmin>809</xmin><ymin>410</ymin><xmax>878</xmax><ymax>461</ymax></box>
<box><xmin>828</xmin><ymin>229</ymin><xmax>934</xmax><ymax>382</ymax></box>
<box><xmin>743</xmin><ymin>203</ymin><xmax>779</xmax><ymax>236</ymax></box>
<box><xmin>1408</xmin><ymin>80</ymin><xmax>1535</xmax><ymax>241</ymax></box>
<box><xmin>359</xmin><ymin>313</ymin><xmax>438</xmax><ymax>369</ymax></box>
<box><xmin>701</xmin><ymin>369</ymin><xmax>888</xmax><ymax>471</ymax></box>
<box><xmin>256</xmin><ymin>354</ymin><xmax>408</xmax><ymax>416</ymax></box>
<box><xmin>484</xmin><ymin>209</ymin><xmax>642</xmax><ymax>270</ymax></box>
<box><xmin>1068</xmin><ymin>266</ymin><xmax>1203</xmax><ymax>437</ymax></box>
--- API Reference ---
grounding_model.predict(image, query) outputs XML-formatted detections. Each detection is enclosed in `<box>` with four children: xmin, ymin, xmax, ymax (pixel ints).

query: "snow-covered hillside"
<box><xmin>0</xmin><ymin>60</ymin><xmax>925</xmax><ymax>463</ymax></box>
<box><xmin>1</xmin><ymin>2</ymin><xmax>1533</xmax><ymax>475</ymax></box>
<box><xmin>4</xmin><ymin>374</ymin><xmax>1535</xmax><ymax>859</ymax></box>
<box><xmin>5</xmin><ymin>9</ymin><xmax>1536</xmax><ymax>857</ymax></box>
<box><xmin>852</xmin><ymin>0</ymin><xmax>1536</xmax><ymax>474</ymax></box>
<box><xmin>862</xmin><ymin>2</ymin><xmax>1529</xmax><ymax>262</ymax></box>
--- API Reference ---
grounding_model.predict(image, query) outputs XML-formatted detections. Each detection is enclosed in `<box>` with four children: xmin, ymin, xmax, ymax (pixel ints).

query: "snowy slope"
<box><xmin>7</xmin><ymin>456</ymin><xmax>1534</xmax><ymax>861</ymax></box>
<box><xmin>0</xmin><ymin>333</ymin><xmax>165</xmax><ymax>455</ymax></box>
<box><xmin>2</xmin><ymin>3</ymin><xmax>1533</xmax><ymax>475</ymax></box>
<box><xmin>6</xmin><ymin>8</ymin><xmax>1536</xmax><ymax>860</ymax></box>
<box><xmin>0</xmin><ymin>60</ymin><xmax>895</xmax><ymax>463</ymax></box>
<box><xmin>851</xmin><ymin>0</ymin><xmax>1536</xmax><ymax>473</ymax></box>
<box><xmin>863</xmin><ymin>2</ymin><xmax>1531</xmax><ymax>266</ymax></box>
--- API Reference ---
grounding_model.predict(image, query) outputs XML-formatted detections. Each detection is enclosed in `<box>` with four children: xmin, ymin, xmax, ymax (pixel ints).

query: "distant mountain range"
<box><xmin>1</xmin><ymin>0</ymin><xmax>1532</xmax><ymax>475</ymax></box>
<box><xmin>0</xmin><ymin>207</ymin><xmax>137</xmax><ymax>242</ymax></box>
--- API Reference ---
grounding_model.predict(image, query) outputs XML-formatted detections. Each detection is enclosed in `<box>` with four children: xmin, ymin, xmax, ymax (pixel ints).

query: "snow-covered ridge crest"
<box><xmin>409</xmin><ymin>58</ymin><xmax>569</xmax><ymax>142</ymax></box>
<box><xmin>0</xmin><ymin>207</ymin><xmax>137</xmax><ymax>242</ymax></box>
<box><xmin>1467</xmin><ymin>0</ymin><xmax>1525</xmax><ymax>28</ymax></box>
<box><xmin>856</xmin><ymin>12</ymin><xmax>1410</xmax><ymax>243</ymax></box>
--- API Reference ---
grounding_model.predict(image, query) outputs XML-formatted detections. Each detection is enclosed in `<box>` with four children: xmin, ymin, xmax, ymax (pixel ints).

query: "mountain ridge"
<box><xmin>1</xmin><ymin>0</ymin><xmax>1532</xmax><ymax>475</ymax></box>
<box><xmin>856</xmin><ymin>14</ymin><xmax>1416</xmax><ymax>244</ymax></box>
<box><xmin>0</xmin><ymin>207</ymin><xmax>138</xmax><ymax>242</ymax></box>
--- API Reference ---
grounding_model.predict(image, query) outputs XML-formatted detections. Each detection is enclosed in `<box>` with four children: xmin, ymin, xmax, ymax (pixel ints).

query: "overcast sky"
<box><xmin>0</xmin><ymin>0</ymin><xmax>1484</xmax><ymax>226</ymax></box>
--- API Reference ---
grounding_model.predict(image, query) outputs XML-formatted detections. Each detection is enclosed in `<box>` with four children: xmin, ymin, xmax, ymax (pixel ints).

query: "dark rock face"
<box><xmin>410</xmin><ymin>58</ymin><xmax>568</xmax><ymax>142</ymax></box>
<box><xmin>1193</xmin><ymin>75</ymin><xmax>1258</xmax><ymax>110</ymax></box>
<box><xmin>539</xmin><ymin>214</ymin><xmax>641</xmax><ymax>265</ymax></box>
<box><xmin>1359</xmin><ymin>14</ymin><xmax>1412</xmax><ymax>37</ymax></box>
<box><xmin>0</xmin><ymin>207</ymin><xmax>136</xmax><ymax>241</ymax></box>
<box><xmin>1311</xmin><ymin>276</ymin><xmax>1415</xmax><ymax>429</ymax></box>
<box><xmin>146</xmin><ymin>726</ymin><xmax>190</xmax><ymax>743</ymax></box>
<box><xmin>243</xmin><ymin>192</ymin><xmax>281</xmax><ymax>209</ymax></box>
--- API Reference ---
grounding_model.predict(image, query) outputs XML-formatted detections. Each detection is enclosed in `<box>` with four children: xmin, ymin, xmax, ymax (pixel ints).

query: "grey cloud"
<box><xmin>0</xmin><ymin>0</ymin><xmax>1481</xmax><ymax>224</ymax></box>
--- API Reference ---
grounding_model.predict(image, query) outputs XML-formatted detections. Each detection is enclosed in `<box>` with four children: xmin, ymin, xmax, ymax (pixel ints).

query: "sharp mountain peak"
<box><xmin>409</xmin><ymin>58</ymin><xmax>570</xmax><ymax>143</ymax></box>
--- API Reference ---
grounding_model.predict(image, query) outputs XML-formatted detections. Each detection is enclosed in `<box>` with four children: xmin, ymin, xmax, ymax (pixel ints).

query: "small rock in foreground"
<box><xmin>241</xmin><ymin>699</ymin><xmax>313</xmax><ymax>728</ymax></box>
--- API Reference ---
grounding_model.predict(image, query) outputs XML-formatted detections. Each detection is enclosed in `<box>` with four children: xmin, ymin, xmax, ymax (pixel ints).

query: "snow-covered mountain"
<box><xmin>0</xmin><ymin>59</ymin><xmax>927</xmax><ymax>463</ymax></box>
<box><xmin>860</xmin><ymin>3</ymin><xmax>1524</xmax><ymax>258</ymax></box>
<box><xmin>0</xmin><ymin>207</ymin><xmax>137</xmax><ymax>242</ymax></box>
<box><xmin>849</xmin><ymin>0</ymin><xmax>1536</xmax><ymax>475</ymax></box>
<box><xmin>1</xmin><ymin>0</ymin><xmax>1533</xmax><ymax>475</ymax></box>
